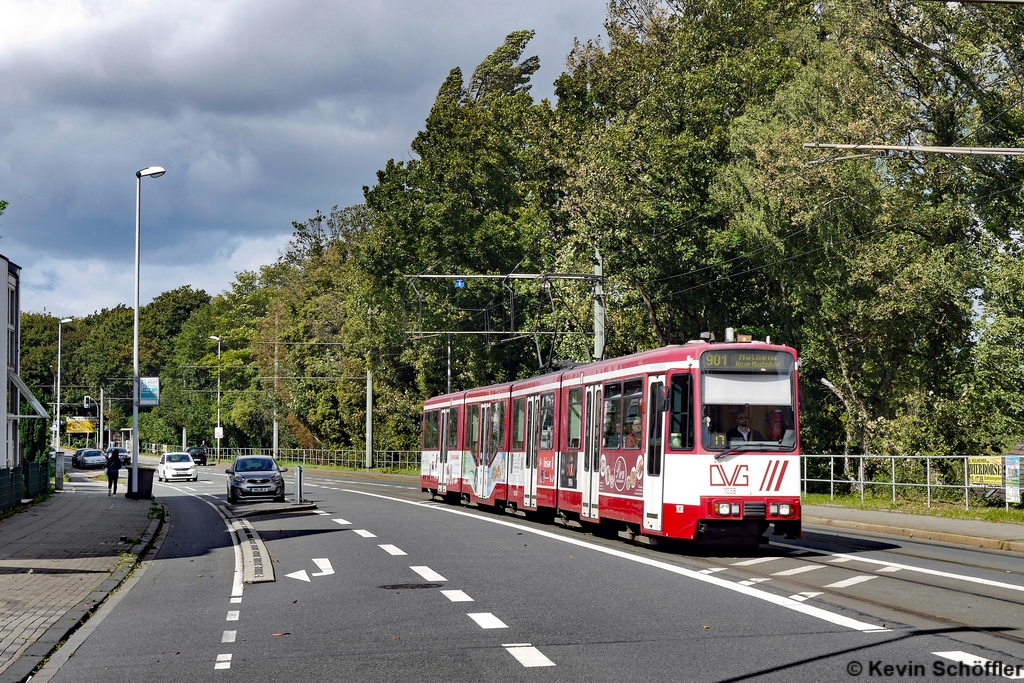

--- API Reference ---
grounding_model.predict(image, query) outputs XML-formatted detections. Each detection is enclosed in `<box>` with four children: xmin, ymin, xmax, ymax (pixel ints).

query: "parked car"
<box><xmin>156</xmin><ymin>452</ymin><xmax>198</xmax><ymax>482</ymax></box>
<box><xmin>225</xmin><ymin>456</ymin><xmax>287</xmax><ymax>504</ymax></box>
<box><xmin>79</xmin><ymin>449</ymin><xmax>106</xmax><ymax>469</ymax></box>
<box><xmin>186</xmin><ymin>446</ymin><xmax>208</xmax><ymax>466</ymax></box>
<box><xmin>71</xmin><ymin>448</ymin><xmax>86</xmax><ymax>468</ymax></box>
<box><xmin>106</xmin><ymin>447</ymin><xmax>129</xmax><ymax>468</ymax></box>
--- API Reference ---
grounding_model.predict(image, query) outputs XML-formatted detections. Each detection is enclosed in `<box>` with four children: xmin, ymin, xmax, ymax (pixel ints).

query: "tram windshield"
<box><xmin>700</xmin><ymin>349</ymin><xmax>796</xmax><ymax>452</ymax></box>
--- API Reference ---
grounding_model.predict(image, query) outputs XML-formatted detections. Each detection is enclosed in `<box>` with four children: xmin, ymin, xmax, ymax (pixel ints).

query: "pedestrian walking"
<box><xmin>105</xmin><ymin>447</ymin><xmax>121</xmax><ymax>496</ymax></box>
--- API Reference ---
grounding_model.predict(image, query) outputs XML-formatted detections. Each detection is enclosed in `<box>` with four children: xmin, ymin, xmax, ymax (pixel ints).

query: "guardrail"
<box><xmin>801</xmin><ymin>454</ymin><xmax>1017</xmax><ymax>510</ymax></box>
<box><xmin>141</xmin><ymin>443</ymin><xmax>420</xmax><ymax>471</ymax></box>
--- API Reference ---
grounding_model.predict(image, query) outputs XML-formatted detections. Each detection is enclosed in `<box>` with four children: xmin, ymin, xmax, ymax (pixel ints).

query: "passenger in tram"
<box><xmin>623</xmin><ymin>419</ymin><xmax>642</xmax><ymax>448</ymax></box>
<box><xmin>726</xmin><ymin>411</ymin><xmax>763</xmax><ymax>442</ymax></box>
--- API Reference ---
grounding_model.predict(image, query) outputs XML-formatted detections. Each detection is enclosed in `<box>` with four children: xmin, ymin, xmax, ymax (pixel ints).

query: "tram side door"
<box><xmin>524</xmin><ymin>396</ymin><xmax>538</xmax><ymax>508</ymax></box>
<box><xmin>643</xmin><ymin>377</ymin><xmax>666</xmax><ymax>532</ymax></box>
<box><xmin>438</xmin><ymin>408</ymin><xmax>449</xmax><ymax>495</ymax></box>
<box><xmin>581</xmin><ymin>386</ymin><xmax>601</xmax><ymax>520</ymax></box>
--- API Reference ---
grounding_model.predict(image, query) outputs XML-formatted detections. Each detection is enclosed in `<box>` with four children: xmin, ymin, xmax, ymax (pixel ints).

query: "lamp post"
<box><xmin>53</xmin><ymin>317</ymin><xmax>73</xmax><ymax>490</ymax></box>
<box><xmin>209</xmin><ymin>335</ymin><xmax>221</xmax><ymax>463</ymax></box>
<box><xmin>132</xmin><ymin>166</ymin><xmax>165</xmax><ymax>498</ymax></box>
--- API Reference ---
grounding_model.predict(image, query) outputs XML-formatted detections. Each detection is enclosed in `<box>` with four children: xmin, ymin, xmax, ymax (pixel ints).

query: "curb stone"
<box><xmin>803</xmin><ymin>515</ymin><xmax>1024</xmax><ymax>554</ymax></box>
<box><xmin>0</xmin><ymin>500</ymin><xmax>167</xmax><ymax>683</ymax></box>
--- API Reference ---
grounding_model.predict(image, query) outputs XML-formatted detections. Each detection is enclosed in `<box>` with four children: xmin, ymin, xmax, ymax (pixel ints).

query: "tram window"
<box><xmin>512</xmin><ymin>398</ymin><xmax>526</xmax><ymax>450</ymax></box>
<box><xmin>539</xmin><ymin>393</ymin><xmax>555</xmax><ymax>450</ymax></box>
<box><xmin>423</xmin><ymin>410</ymin><xmax>440</xmax><ymax>450</ymax></box>
<box><xmin>466</xmin><ymin>404</ymin><xmax>481</xmax><ymax>462</ymax></box>
<box><xmin>647</xmin><ymin>382</ymin><xmax>663</xmax><ymax>476</ymax></box>
<box><xmin>623</xmin><ymin>379</ymin><xmax>643</xmax><ymax>450</ymax></box>
<box><xmin>669</xmin><ymin>374</ymin><xmax>694</xmax><ymax>450</ymax></box>
<box><xmin>567</xmin><ymin>388</ymin><xmax>582</xmax><ymax>450</ymax></box>
<box><xmin>603</xmin><ymin>382</ymin><xmax>622</xmax><ymax>448</ymax></box>
<box><xmin>447</xmin><ymin>407</ymin><xmax>459</xmax><ymax>450</ymax></box>
<box><xmin>489</xmin><ymin>400</ymin><xmax>505</xmax><ymax>457</ymax></box>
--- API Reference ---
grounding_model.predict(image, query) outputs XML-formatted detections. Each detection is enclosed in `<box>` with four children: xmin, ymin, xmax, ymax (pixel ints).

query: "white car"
<box><xmin>156</xmin><ymin>452</ymin><xmax>198</xmax><ymax>482</ymax></box>
<box><xmin>80</xmin><ymin>449</ymin><xmax>106</xmax><ymax>469</ymax></box>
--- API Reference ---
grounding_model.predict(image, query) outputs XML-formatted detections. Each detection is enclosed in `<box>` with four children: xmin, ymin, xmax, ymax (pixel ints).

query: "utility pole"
<box><xmin>593</xmin><ymin>248</ymin><xmax>606</xmax><ymax>362</ymax></box>
<box><xmin>446</xmin><ymin>333</ymin><xmax>451</xmax><ymax>394</ymax></box>
<box><xmin>365</xmin><ymin>362</ymin><xmax>373</xmax><ymax>472</ymax></box>
<box><xmin>273</xmin><ymin>313</ymin><xmax>279</xmax><ymax>461</ymax></box>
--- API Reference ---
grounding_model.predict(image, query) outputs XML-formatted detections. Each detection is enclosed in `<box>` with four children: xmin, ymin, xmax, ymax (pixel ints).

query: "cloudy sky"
<box><xmin>0</xmin><ymin>0</ymin><xmax>608</xmax><ymax>316</ymax></box>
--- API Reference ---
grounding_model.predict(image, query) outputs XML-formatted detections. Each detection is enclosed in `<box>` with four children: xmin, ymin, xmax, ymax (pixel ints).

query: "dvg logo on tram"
<box><xmin>709</xmin><ymin>464</ymin><xmax>749</xmax><ymax>487</ymax></box>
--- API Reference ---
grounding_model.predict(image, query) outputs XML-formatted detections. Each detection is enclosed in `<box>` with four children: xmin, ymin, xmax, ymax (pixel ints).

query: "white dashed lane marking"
<box><xmin>222</xmin><ymin>630</ymin><xmax>236</xmax><ymax>643</ymax></box>
<box><xmin>313</xmin><ymin>510</ymin><xmax>330</xmax><ymax>515</ymax></box>
<box><xmin>226</xmin><ymin>610</ymin><xmax>240</xmax><ymax>621</ymax></box>
<box><xmin>699</xmin><ymin>568</ymin><xmax>727</xmax><ymax>574</ymax></box>
<box><xmin>732</xmin><ymin>557</ymin><xmax>782</xmax><ymax>566</ymax></box>
<box><xmin>379</xmin><ymin>544</ymin><xmax>407</xmax><ymax>556</ymax></box>
<box><xmin>504</xmin><ymin>644</ymin><xmax>555</xmax><ymax>668</ymax></box>
<box><xmin>230</xmin><ymin>597</ymin><xmax>242</xmax><ymax>604</ymax></box>
<box><xmin>825</xmin><ymin>575</ymin><xmax>876</xmax><ymax>589</ymax></box>
<box><xmin>738</xmin><ymin>578</ymin><xmax>771</xmax><ymax>587</ymax></box>
<box><xmin>353</xmin><ymin>529</ymin><xmax>377</xmax><ymax>538</ymax></box>
<box><xmin>441</xmin><ymin>590</ymin><xmax>473</xmax><ymax>602</ymax></box>
<box><xmin>772</xmin><ymin>565</ymin><xmax>824</xmax><ymax>577</ymax></box>
<box><xmin>876</xmin><ymin>566</ymin><xmax>902</xmax><ymax>573</ymax></box>
<box><xmin>332</xmin><ymin>518</ymin><xmax>351</xmax><ymax>525</ymax></box>
<box><xmin>468</xmin><ymin>612</ymin><xmax>507</xmax><ymax>629</ymax></box>
<box><xmin>410</xmin><ymin>566</ymin><xmax>447</xmax><ymax>582</ymax></box>
<box><xmin>789</xmin><ymin>592</ymin><xmax>823</xmax><ymax>602</ymax></box>
<box><xmin>215</xmin><ymin>653</ymin><xmax>232</xmax><ymax>670</ymax></box>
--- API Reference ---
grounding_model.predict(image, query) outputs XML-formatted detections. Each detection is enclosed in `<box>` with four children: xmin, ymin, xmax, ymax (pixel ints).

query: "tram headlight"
<box><xmin>770</xmin><ymin>503</ymin><xmax>793</xmax><ymax>516</ymax></box>
<box><xmin>716</xmin><ymin>502</ymin><xmax>732</xmax><ymax>516</ymax></box>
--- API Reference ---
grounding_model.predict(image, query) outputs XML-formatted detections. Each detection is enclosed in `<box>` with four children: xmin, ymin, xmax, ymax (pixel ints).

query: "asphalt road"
<box><xmin>44</xmin><ymin>467</ymin><xmax>1024</xmax><ymax>682</ymax></box>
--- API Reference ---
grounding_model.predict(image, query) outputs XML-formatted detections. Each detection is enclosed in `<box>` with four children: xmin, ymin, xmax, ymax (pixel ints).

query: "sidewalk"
<box><xmin>803</xmin><ymin>504</ymin><xmax>1024</xmax><ymax>552</ymax></box>
<box><xmin>0</xmin><ymin>469</ymin><xmax>159</xmax><ymax>683</ymax></box>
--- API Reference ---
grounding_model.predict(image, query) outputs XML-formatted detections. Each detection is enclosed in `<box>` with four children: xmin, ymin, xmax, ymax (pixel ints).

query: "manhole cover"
<box><xmin>379</xmin><ymin>583</ymin><xmax>443</xmax><ymax>590</ymax></box>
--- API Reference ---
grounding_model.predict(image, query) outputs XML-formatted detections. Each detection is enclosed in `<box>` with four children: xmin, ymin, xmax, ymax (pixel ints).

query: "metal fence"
<box><xmin>0</xmin><ymin>461</ymin><xmax>49</xmax><ymax>513</ymax></box>
<box><xmin>801</xmin><ymin>454</ymin><xmax>1018</xmax><ymax>510</ymax></box>
<box><xmin>142</xmin><ymin>443</ymin><xmax>420</xmax><ymax>471</ymax></box>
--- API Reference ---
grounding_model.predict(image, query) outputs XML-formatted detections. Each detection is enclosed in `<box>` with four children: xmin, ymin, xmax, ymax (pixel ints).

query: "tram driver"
<box><xmin>727</xmin><ymin>411</ymin><xmax>763</xmax><ymax>442</ymax></box>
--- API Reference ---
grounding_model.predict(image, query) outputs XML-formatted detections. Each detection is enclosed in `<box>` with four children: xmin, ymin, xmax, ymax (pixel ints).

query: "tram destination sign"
<box><xmin>701</xmin><ymin>350</ymin><xmax>794</xmax><ymax>373</ymax></box>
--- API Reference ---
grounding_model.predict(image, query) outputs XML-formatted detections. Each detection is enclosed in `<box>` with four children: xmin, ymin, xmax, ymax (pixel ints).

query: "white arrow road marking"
<box><xmin>311</xmin><ymin>558</ymin><xmax>334</xmax><ymax>576</ymax></box>
<box><xmin>933</xmin><ymin>651</ymin><xmax>1024</xmax><ymax>679</ymax></box>
<box><xmin>441</xmin><ymin>590</ymin><xmax>473</xmax><ymax>602</ymax></box>
<box><xmin>286</xmin><ymin>570</ymin><xmax>311</xmax><ymax>582</ymax></box>
<box><xmin>226</xmin><ymin>611</ymin><xmax>239</xmax><ymax>621</ymax></box>
<box><xmin>332</xmin><ymin>518</ymin><xmax>351</xmax><ymax>525</ymax></box>
<box><xmin>222</xmin><ymin>630</ymin><xmax>236</xmax><ymax>643</ymax></box>
<box><xmin>824</xmin><ymin>575</ymin><xmax>876</xmax><ymax>589</ymax></box>
<box><xmin>468</xmin><ymin>612</ymin><xmax>507</xmax><ymax>629</ymax></box>
<box><xmin>215</xmin><ymin>653</ymin><xmax>232</xmax><ymax>670</ymax></box>
<box><xmin>353</xmin><ymin>529</ymin><xmax>376</xmax><ymax>538</ymax></box>
<box><xmin>379</xmin><ymin>544</ymin><xmax>407</xmax><ymax>556</ymax></box>
<box><xmin>504</xmin><ymin>644</ymin><xmax>555</xmax><ymax>668</ymax></box>
<box><xmin>788</xmin><ymin>592</ymin><xmax>823</xmax><ymax>603</ymax></box>
<box><xmin>772</xmin><ymin>565</ymin><xmax>824</xmax><ymax>577</ymax></box>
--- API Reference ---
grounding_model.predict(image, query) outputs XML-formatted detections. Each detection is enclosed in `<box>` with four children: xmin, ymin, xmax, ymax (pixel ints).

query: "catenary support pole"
<box><xmin>365</xmin><ymin>364</ymin><xmax>373</xmax><ymax>471</ymax></box>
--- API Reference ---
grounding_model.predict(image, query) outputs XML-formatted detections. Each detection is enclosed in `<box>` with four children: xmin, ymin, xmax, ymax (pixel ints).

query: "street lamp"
<box><xmin>209</xmin><ymin>335</ymin><xmax>221</xmax><ymax>463</ymax></box>
<box><xmin>53</xmin><ymin>317</ymin><xmax>73</xmax><ymax>491</ymax></box>
<box><xmin>132</xmin><ymin>165</ymin><xmax>165</xmax><ymax>499</ymax></box>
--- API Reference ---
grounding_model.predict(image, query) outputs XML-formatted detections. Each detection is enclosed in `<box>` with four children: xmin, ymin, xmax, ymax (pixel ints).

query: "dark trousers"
<box><xmin>107</xmin><ymin>471</ymin><xmax>119</xmax><ymax>494</ymax></box>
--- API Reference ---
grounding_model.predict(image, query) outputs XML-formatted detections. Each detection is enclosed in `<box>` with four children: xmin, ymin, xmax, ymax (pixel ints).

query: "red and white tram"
<box><xmin>420</xmin><ymin>339</ymin><xmax>801</xmax><ymax>544</ymax></box>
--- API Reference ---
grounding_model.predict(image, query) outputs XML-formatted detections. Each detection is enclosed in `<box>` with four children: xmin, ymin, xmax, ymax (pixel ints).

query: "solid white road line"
<box><xmin>772</xmin><ymin>565</ymin><xmax>825</xmax><ymax>577</ymax></box>
<box><xmin>222</xmin><ymin>630</ymin><xmax>236</xmax><ymax>643</ymax></box>
<box><xmin>353</xmin><ymin>529</ymin><xmax>377</xmax><ymax>538</ymax></box>
<box><xmin>732</xmin><ymin>557</ymin><xmax>783</xmax><ymax>566</ymax></box>
<box><xmin>824</xmin><ymin>575</ymin><xmax>876</xmax><ymax>589</ymax></box>
<box><xmin>226</xmin><ymin>610</ymin><xmax>240</xmax><ymax>621</ymax></box>
<box><xmin>504</xmin><ymin>644</ymin><xmax>555</xmax><ymax>668</ymax></box>
<box><xmin>379</xmin><ymin>544</ymin><xmax>407</xmax><ymax>556</ymax></box>
<box><xmin>332</xmin><ymin>518</ymin><xmax>351</xmax><ymax>525</ymax></box>
<box><xmin>441</xmin><ymin>589</ymin><xmax>473</xmax><ymax>602</ymax></box>
<box><xmin>933</xmin><ymin>651</ymin><xmax>1024</xmax><ymax>680</ymax></box>
<box><xmin>215</xmin><ymin>653</ymin><xmax>232</xmax><ymax>670</ymax></box>
<box><xmin>410</xmin><ymin>566</ymin><xmax>447</xmax><ymax>582</ymax></box>
<box><xmin>468</xmin><ymin>612</ymin><xmax>508</xmax><ymax>629</ymax></box>
<box><xmin>312</xmin><ymin>558</ymin><xmax>335</xmax><ymax>576</ymax></box>
<box><xmin>344</xmin><ymin>488</ymin><xmax>890</xmax><ymax>633</ymax></box>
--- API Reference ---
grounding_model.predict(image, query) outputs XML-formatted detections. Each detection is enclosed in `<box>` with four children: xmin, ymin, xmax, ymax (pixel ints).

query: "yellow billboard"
<box><xmin>65</xmin><ymin>417</ymin><xmax>96</xmax><ymax>433</ymax></box>
<box><xmin>968</xmin><ymin>456</ymin><xmax>1003</xmax><ymax>486</ymax></box>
